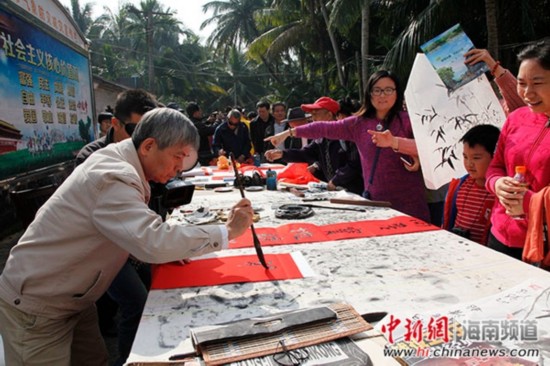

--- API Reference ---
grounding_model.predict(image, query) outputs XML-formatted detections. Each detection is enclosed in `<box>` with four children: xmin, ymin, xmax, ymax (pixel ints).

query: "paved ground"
<box><xmin>0</xmin><ymin>230</ymin><xmax>119</xmax><ymax>365</ymax></box>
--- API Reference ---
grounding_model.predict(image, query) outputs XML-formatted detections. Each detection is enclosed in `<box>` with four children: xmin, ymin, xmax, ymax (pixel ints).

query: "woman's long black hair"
<box><xmin>355</xmin><ymin>70</ymin><xmax>404</xmax><ymax>125</ymax></box>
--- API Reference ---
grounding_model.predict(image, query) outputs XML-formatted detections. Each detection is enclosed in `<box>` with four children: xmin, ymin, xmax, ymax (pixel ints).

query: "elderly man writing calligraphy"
<box><xmin>0</xmin><ymin>108</ymin><xmax>254</xmax><ymax>365</ymax></box>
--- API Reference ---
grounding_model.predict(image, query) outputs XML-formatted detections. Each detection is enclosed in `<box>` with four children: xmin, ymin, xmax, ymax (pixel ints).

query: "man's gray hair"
<box><xmin>227</xmin><ymin>109</ymin><xmax>241</xmax><ymax>120</ymax></box>
<box><xmin>132</xmin><ymin>108</ymin><xmax>199</xmax><ymax>150</ymax></box>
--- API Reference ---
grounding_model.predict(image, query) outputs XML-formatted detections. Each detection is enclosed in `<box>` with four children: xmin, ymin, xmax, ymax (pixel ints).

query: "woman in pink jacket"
<box><xmin>465</xmin><ymin>48</ymin><xmax>525</xmax><ymax>114</ymax></box>
<box><xmin>485</xmin><ymin>39</ymin><xmax>550</xmax><ymax>260</ymax></box>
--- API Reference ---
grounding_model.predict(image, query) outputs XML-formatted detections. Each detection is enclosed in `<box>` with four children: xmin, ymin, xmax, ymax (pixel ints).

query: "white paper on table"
<box><xmin>405</xmin><ymin>53</ymin><xmax>506</xmax><ymax>190</ymax></box>
<box><xmin>375</xmin><ymin>278</ymin><xmax>550</xmax><ymax>326</ymax></box>
<box><xmin>375</xmin><ymin>277</ymin><xmax>550</xmax><ymax>358</ymax></box>
<box><xmin>291</xmin><ymin>251</ymin><xmax>317</xmax><ymax>278</ymax></box>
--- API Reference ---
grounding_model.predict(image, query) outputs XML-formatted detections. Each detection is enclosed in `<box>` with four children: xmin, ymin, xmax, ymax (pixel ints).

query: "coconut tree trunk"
<box><xmin>361</xmin><ymin>2</ymin><xmax>370</xmax><ymax>97</ymax></box>
<box><xmin>146</xmin><ymin>9</ymin><xmax>154</xmax><ymax>92</ymax></box>
<box><xmin>356</xmin><ymin>51</ymin><xmax>363</xmax><ymax>102</ymax></box>
<box><xmin>318</xmin><ymin>0</ymin><xmax>347</xmax><ymax>89</ymax></box>
<box><xmin>485</xmin><ymin>0</ymin><xmax>499</xmax><ymax>59</ymax></box>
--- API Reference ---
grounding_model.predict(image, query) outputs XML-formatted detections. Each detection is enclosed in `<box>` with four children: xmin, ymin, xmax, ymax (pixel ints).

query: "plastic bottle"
<box><xmin>511</xmin><ymin>165</ymin><xmax>527</xmax><ymax>219</ymax></box>
<box><xmin>253</xmin><ymin>153</ymin><xmax>261</xmax><ymax>167</ymax></box>
<box><xmin>266</xmin><ymin>169</ymin><xmax>277</xmax><ymax>191</ymax></box>
<box><xmin>513</xmin><ymin>166</ymin><xmax>526</xmax><ymax>184</ymax></box>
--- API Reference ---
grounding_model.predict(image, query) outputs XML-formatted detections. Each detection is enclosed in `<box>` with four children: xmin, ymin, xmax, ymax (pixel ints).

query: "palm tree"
<box><xmin>72</xmin><ymin>0</ymin><xmax>550</xmax><ymax>112</ymax></box>
<box><xmin>201</xmin><ymin>0</ymin><xmax>268</xmax><ymax>54</ymax></box>
<box><xmin>329</xmin><ymin>0</ymin><xmax>369</xmax><ymax>96</ymax></box>
<box><xmin>201</xmin><ymin>0</ymin><xmax>283</xmax><ymax>83</ymax></box>
<box><xmin>218</xmin><ymin>47</ymin><xmax>267</xmax><ymax>108</ymax></box>
<box><xmin>65</xmin><ymin>0</ymin><xmax>92</xmax><ymax>35</ymax></box>
<box><xmin>87</xmin><ymin>6</ymin><xmax>136</xmax><ymax>80</ymax></box>
<box><xmin>67</xmin><ymin>0</ymin><xmax>93</xmax><ymax>34</ymax></box>
<box><xmin>247</xmin><ymin>0</ymin><xmax>346</xmax><ymax>94</ymax></box>
<box><xmin>484</xmin><ymin>0</ymin><xmax>498</xmax><ymax>59</ymax></box>
<box><xmin>125</xmin><ymin>0</ymin><xmax>183</xmax><ymax>93</ymax></box>
<box><xmin>317</xmin><ymin>0</ymin><xmax>346</xmax><ymax>89</ymax></box>
<box><xmin>381</xmin><ymin>0</ymin><xmax>549</xmax><ymax>84</ymax></box>
<box><xmin>153</xmin><ymin>37</ymin><xmax>224</xmax><ymax>103</ymax></box>
<box><xmin>247</xmin><ymin>0</ymin><xmax>307</xmax><ymax>61</ymax></box>
<box><xmin>381</xmin><ymin>0</ymin><xmax>466</xmax><ymax>82</ymax></box>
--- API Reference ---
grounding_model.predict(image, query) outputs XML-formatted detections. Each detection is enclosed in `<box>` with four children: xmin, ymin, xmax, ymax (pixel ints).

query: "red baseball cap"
<box><xmin>301</xmin><ymin>97</ymin><xmax>339</xmax><ymax>115</ymax></box>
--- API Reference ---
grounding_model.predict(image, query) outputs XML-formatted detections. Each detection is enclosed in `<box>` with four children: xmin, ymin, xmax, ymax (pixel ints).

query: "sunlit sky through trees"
<box><xmin>58</xmin><ymin>0</ymin><xmax>215</xmax><ymax>42</ymax></box>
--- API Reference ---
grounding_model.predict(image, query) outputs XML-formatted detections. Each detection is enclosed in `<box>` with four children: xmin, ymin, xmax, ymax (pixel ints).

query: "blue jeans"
<box><xmin>107</xmin><ymin>260</ymin><xmax>150</xmax><ymax>366</ymax></box>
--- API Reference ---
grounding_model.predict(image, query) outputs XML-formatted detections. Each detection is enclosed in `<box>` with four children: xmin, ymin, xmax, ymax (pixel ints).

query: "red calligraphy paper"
<box><xmin>151</xmin><ymin>253</ymin><xmax>304</xmax><ymax>289</ymax></box>
<box><xmin>230</xmin><ymin>216</ymin><xmax>440</xmax><ymax>249</ymax></box>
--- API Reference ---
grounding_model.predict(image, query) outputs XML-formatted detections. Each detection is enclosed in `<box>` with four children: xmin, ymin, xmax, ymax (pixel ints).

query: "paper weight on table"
<box><xmin>189</xmin><ymin>303</ymin><xmax>371</xmax><ymax>365</ymax></box>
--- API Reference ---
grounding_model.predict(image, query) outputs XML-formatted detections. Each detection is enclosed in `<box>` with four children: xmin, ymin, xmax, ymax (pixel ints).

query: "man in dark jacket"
<box><xmin>186</xmin><ymin>102</ymin><xmax>216</xmax><ymax>166</ymax></box>
<box><xmin>249</xmin><ymin>100</ymin><xmax>275</xmax><ymax>160</ymax></box>
<box><xmin>212</xmin><ymin>109</ymin><xmax>252</xmax><ymax>163</ymax></box>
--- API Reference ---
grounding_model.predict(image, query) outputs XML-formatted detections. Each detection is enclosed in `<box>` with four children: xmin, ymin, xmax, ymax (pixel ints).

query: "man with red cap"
<box><xmin>301</xmin><ymin>97</ymin><xmax>340</xmax><ymax>120</ymax></box>
<box><xmin>265</xmin><ymin>97</ymin><xmax>364</xmax><ymax>194</ymax></box>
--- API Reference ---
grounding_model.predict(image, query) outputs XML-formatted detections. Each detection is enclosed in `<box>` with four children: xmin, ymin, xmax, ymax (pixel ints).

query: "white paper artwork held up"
<box><xmin>405</xmin><ymin>53</ymin><xmax>507</xmax><ymax>190</ymax></box>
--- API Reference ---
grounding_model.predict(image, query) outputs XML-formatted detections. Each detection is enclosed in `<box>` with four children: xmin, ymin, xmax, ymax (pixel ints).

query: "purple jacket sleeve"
<box><xmin>294</xmin><ymin>118</ymin><xmax>356</xmax><ymax>141</ymax></box>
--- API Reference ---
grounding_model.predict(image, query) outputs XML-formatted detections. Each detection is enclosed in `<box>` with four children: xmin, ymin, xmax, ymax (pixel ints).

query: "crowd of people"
<box><xmin>0</xmin><ymin>38</ymin><xmax>548</xmax><ymax>365</ymax></box>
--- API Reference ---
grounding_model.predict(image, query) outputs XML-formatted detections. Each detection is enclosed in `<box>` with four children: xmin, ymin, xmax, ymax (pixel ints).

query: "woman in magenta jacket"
<box><xmin>265</xmin><ymin>70</ymin><xmax>430</xmax><ymax>222</ymax></box>
<box><xmin>485</xmin><ymin>39</ymin><xmax>550</xmax><ymax>260</ymax></box>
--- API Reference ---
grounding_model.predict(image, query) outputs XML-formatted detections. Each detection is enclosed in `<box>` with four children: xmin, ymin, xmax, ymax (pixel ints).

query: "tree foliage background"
<box><xmin>67</xmin><ymin>0</ymin><xmax>549</xmax><ymax>113</ymax></box>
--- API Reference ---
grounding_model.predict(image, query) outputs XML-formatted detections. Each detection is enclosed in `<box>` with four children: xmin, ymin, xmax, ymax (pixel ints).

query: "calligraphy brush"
<box><xmin>229</xmin><ymin>153</ymin><xmax>269</xmax><ymax>269</ymax></box>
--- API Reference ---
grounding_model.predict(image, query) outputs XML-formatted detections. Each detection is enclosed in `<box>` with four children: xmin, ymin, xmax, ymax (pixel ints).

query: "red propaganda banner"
<box><xmin>151</xmin><ymin>253</ymin><xmax>309</xmax><ymax>289</ymax></box>
<box><xmin>230</xmin><ymin>216</ymin><xmax>439</xmax><ymax>249</ymax></box>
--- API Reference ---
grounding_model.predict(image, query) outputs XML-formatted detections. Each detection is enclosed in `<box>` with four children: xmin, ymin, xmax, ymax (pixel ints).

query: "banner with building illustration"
<box><xmin>0</xmin><ymin>5</ymin><xmax>93</xmax><ymax>180</ymax></box>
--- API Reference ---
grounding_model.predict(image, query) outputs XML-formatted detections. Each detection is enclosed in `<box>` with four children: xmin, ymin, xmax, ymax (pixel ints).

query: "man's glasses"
<box><xmin>121</xmin><ymin>121</ymin><xmax>138</xmax><ymax>135</ymax></box>
<box><xmin>114</xmin><ymin>113</ymin><xmax>139</xmax><ymax>136</ymax></box>
<box><xmin>371</xmin><ymin>87</ymin><xmax>396</xmax><ymax>96</ymax></box>
<box><xmin>272</xmin><ymin>340</ymin><xmax>309</xmax><ymax>366</ymax></box>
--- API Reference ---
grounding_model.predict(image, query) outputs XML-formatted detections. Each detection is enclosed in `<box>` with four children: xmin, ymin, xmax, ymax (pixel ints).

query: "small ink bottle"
<box><xmin>266</xmin><ymin>169</ymin><xmax>277</xmax><ymax>191</ymax></box>
<box><xmin>253</xmin><ymin>153</ymin><xmax>261</xmax><ymax>167</ymax></box>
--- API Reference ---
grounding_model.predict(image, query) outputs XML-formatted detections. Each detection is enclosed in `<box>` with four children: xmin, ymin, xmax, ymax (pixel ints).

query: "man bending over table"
<box><xmin>0</xmin><ymin>108</ymin><xmax>254</xmax><ymax>365</ymax></box>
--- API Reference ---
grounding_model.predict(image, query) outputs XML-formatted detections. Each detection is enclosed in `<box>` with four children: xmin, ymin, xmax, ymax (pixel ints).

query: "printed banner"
<box><xmin>420</xmin><ymin>24</ymin><xmax>488</xmax><ymax>91</ymax></box>
<box><xmin>405</xmin><ymin>53</ymin><xmax>505</xmax><ymax>189</ymax></box>
<box><xmin>151</xmin><ymin>252</ymin><xmax>314</xmax><ymax>289</ymax></box>
<box><xmin>0</xmin><ymin>6</ymin><xmax>93</xmax><ymax>179</ymax></box>
<box><xmin>230</xmin><ymin>216</ymin><xmax>439</xmax><ymax>249</ymax></box>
